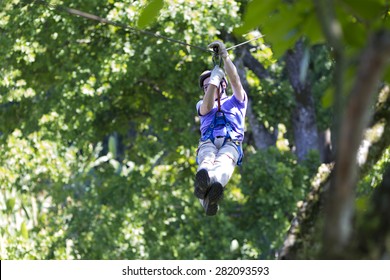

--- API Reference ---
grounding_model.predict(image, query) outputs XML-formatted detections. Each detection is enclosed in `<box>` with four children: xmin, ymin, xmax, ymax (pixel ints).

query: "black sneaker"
<box><xmin>204</xmin><ymin>182</ymin><xmax>224</xmax><ymax>216</ymax></box>
<box><xmin>194</xmin><ymin>169</ymin><xmax>210</xmax><ymax>199</ymax></box>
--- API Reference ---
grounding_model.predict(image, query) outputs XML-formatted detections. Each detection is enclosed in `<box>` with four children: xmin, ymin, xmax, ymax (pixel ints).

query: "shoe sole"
<box><xmin>194</xmin><ymin>169</ymin><xmax>210</xmax><ymax>199</ymax></box>
<box><xmin>206</xmin><ymin>182</ymin><xmax>224</xmax><ymax>216</ymax></box>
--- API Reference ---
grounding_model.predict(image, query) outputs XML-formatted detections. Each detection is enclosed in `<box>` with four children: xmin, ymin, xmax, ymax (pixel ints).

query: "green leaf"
<box><xmin>384</xmin><ymin>12</ymin><xmax>390</xmax><ymax>28</ymax></box>
<box><xmin>20</xmin><ymin>221</ymin><xmax>29</xmax><ymax>239</ymax></box>
<box><xmin>234</xmin><ymin>0</ymin><xmax>280</xmax><ymax>35</ymax></box>
<box><xmin>341</xmin><ymin>0</ymin><xmax>385</xmax><ymax>22</ymax></box>
<box><xmin>6</xmin><ymin>198</ymin><xmax>16</xmax><ymax>212</ymax></box>
<box><xmin>322</xmin><ymin>86</ymin><xmax>334</xmax><ymax>108</ymax></box>
<box><xmin>356</xmin><ymin>196</ymin><xmax>369</xmax><ymax>212</ymax></box>
<box><xmin>137</xmin><ymin>0</ymin><xmax>164</xmax><ymax>28</ymax></box>
<box><xmin>342</xmin><ymin>20</ymin><xmax>366</xmax><ymax>49</ymax></box>
<box><xmin>260</xmin><ymin>3</ymin><xmax>302</xmax><ymax>58</ymax></box>
<box><xmin>301</xmin><ymin>12</ymin><xmax>325</xmax><ymax>45</ymax></box>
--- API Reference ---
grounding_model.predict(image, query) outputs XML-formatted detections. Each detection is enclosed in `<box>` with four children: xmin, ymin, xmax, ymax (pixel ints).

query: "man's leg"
<box><xmin>195</xmin><ymin>140</ymin><xmax>217</xmax><ymax>199</ymax></box>
<box><xmin>198</xmin><ymin>142</ymin><xmax>238</xmax><ymax>215</ymax></box>
<box><xmin>197</xmin><ymin>140</ymin><xmax>239</xmax><ymax>215</ymax></box>
<box><xmin>195</xmin><ymin>139</ymin><xmax>225</xmax><ymax>215</ymax></box>
<box><xmin>212</xmin><ymin>141</ymin><xmax>239</xmax><ymax>187</ymax></box>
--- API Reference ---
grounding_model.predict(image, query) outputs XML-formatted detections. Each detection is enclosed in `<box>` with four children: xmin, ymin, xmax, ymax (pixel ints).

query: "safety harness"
<box><xmin>199</xmin><ymin>100</ymin><xmax>244</xmax><ymax>166</ymax></box>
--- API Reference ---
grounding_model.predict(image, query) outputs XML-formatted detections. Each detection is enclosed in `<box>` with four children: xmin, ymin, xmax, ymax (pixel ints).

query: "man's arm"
<box><xmin>199</xmin><ymin>66</ymin><xmax>225</xmax><ymax>115</ymax></box>
<box><xmin>223</xmin><ymin>56</ymin><xmax>246</xmax><ymax>102</ymax></box>
<box><xmin>199</xmin><ymin>85</ymin><xmax>217</xmax><ymax>116</ymax></box>
<box><xmin>208</xmin><ymin>41</ymin><xmax>246</xmax><ymax>102</ymax></box>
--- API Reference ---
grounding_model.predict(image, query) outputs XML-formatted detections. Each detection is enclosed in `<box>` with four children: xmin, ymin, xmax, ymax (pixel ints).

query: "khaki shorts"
<box><xmin>196</xmin><ymin>137</ymin><xmax>239</xmax><ymax>187</ymax></box>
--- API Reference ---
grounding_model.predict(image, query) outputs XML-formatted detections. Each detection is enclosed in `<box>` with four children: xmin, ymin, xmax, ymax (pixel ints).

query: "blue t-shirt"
<box><xmin>196</xmin><ymin>94</ymin><xmax>247</xmax><ymax>142</ymax></box>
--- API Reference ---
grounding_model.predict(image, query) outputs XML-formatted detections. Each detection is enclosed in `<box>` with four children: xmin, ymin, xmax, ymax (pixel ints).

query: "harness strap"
<box><xmin>212</xmin><ymin>46</ymin><xmax>223</xmax><ymax>112</ymax></box>
<box><xmin>199</xmin><ymin>111</ymin><xmax>244</xmax><ymax>166</ymax></box>
<box><xmin>217</xmin><ymin>91</ymin><xmax>221</xmax><ymax>112</ymax></box>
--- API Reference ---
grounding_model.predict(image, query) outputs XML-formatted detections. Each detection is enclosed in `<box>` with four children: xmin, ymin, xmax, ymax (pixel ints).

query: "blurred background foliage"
<box><xmin>1</xmin><ymin>0</ymin><xmax>389</xmax><ymax>259</ymax></box>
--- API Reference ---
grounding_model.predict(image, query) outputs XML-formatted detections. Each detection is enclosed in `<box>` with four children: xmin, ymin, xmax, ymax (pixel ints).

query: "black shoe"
<box><xmin>194</xmin><ymin>169</ymin><xmax>210</xmax><ymax>199</ymax></box>
<box><xmin>204</xmin><ymin>182</ymin><xmax>224</xmax><ymax>216</ymax></box>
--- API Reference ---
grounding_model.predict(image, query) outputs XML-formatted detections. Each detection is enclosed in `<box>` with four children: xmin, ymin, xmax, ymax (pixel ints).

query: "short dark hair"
<box><xmin>199</xmin><ymin>70</ymin><xmax>211</xmax><ymax>88</ymax></box>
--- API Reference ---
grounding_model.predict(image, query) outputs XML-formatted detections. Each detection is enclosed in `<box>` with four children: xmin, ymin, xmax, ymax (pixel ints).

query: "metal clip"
<box><xmin>212</xmin><ymin>46</ymin><xmax>223</xmax><ymax>67</ymax></box>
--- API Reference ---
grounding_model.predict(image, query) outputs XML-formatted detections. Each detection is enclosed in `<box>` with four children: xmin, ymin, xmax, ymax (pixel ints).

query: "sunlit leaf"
<box><xmin>20</xmin><ymin>222</ymin><xmax>28</xmax><ymax>239</ymax></box>
<box><xmin>137</xmin><ymin>0</ymin><xmax>164</xmax><ymax>28</ymax></box>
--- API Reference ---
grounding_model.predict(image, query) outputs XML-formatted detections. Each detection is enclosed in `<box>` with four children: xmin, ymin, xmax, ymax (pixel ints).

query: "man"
<box><xmin>195</xmin><ymin>40</ymin><xmax>247</xmax><ymax>216</ymax></box>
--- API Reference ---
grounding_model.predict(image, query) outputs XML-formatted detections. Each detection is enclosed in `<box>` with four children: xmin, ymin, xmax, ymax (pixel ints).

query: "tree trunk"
<box><xmin>323</xmin><ymin>30</ymin><xmax>390</xmax><ymax>258</ymax></box>
<box><xmin>285</xmin><ymin>39</ymin><xmax>319</xmax><ymax>162</ymax></box>
<box><xmin>278</xmin><ymin>87</ymin><xmax>390</xmax><ymax>259</ymax></box>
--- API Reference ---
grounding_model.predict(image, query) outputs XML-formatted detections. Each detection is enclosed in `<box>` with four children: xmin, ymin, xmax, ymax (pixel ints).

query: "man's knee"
<box><xmin>218</xmin><ymin>143</ymin><xmax>240</xmax><ymax>165</ymax></box>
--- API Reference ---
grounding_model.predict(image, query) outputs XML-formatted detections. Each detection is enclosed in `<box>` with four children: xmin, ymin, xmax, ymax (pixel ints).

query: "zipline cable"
<box><xmin>34</xmin><ymin>0</ymin><xmax>212</xmax><ymax>53</ymax></box>
<box><xmin>34</xmin><ymin>0</ymin><xmax>263</xmax><ymax>55</ymax></box>
<box><xmin>226</xmin><ymin>37</ymin><xmax>263</xmax><ymax>51</ymax></box>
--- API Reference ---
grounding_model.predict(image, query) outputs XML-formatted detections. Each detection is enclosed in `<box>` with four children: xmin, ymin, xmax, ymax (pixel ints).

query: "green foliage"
<box><xmin>236</xmin><ymin>0</ymin><xmax>388</xmax><ymax>58</ymax></box>
<box><xmin>248</xmin><ymin>44</ymin><xmax>333</xmax><ymax>133</ymax></box>
<box><xmin>238</xmin><ymin>147</ymin><xmax>318</xmax><ymax>258</ymax></box>
<box><xmin>252</xmin><ymin>76</ymin><xmax>294</xmax><ymax>129</ymax></box>
<box><xmin>357</xmin><ymin>147</ymin><xmax>390</xmax><ymax>198</ymax></box>
<box><xmin>236</xmin><ymin>0</ymin><xmax>324</xmax><ymax>58</ymax></box>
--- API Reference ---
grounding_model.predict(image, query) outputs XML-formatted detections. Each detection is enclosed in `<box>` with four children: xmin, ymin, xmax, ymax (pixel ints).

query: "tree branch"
<box><xmin>242</xmin><ymin>46</ymin><xmax>271</xmax><ymax>80</ymax></box>
<box><xmin>324</xmin><ymin>30</ymin><xmax>390</xmax><ymax>257</ymax></box>
<box><xmin>234</xmin><ymin>48</ymin><xmax>277</xmax><ymax>150</ymax></box>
